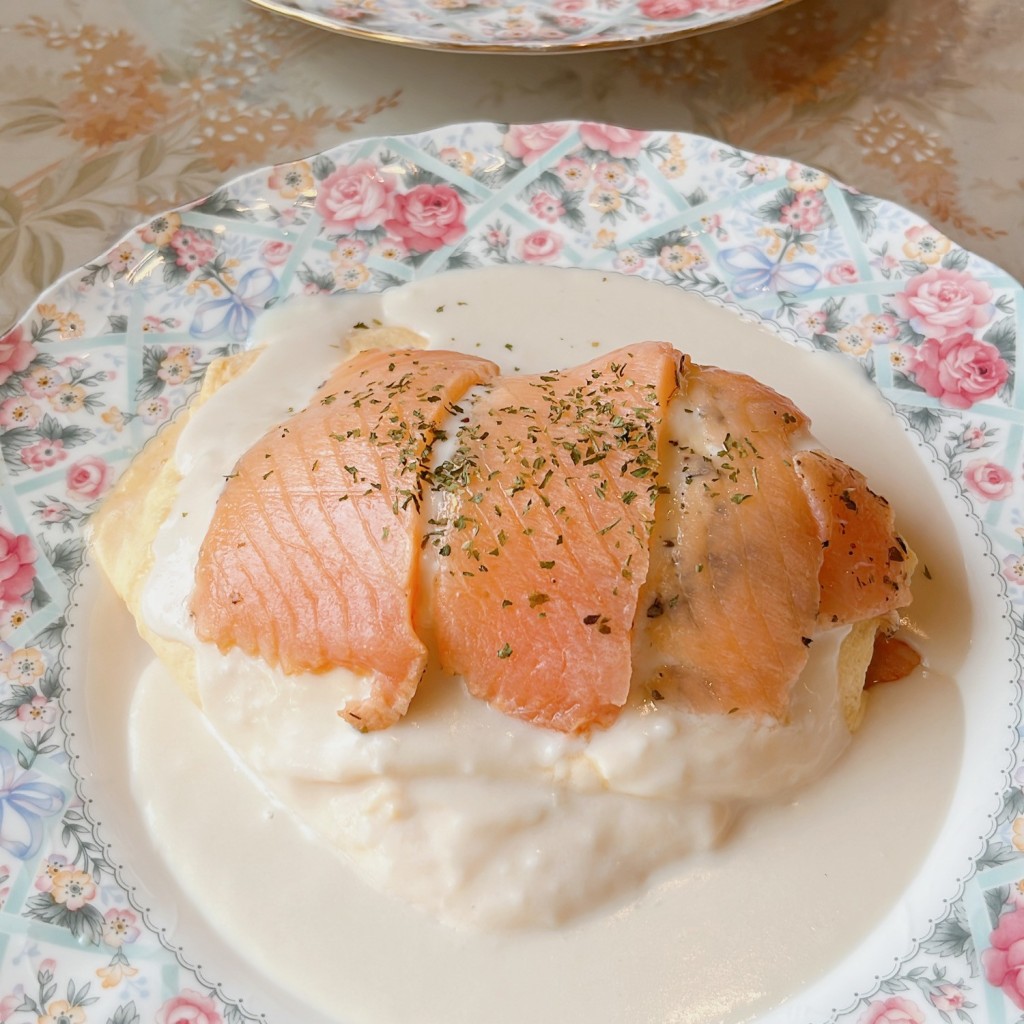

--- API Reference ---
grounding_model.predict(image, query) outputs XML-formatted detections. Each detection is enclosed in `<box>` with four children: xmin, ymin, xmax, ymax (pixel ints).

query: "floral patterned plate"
<box><xmin>0</xmin><ymin>120</ymin><xmax>1023</xmax><ymax>1024</ymax></box>
<box><xmin>247</xmin><ymin>0</ymin><xmax>805</xmax><ymax>54</ymax></box>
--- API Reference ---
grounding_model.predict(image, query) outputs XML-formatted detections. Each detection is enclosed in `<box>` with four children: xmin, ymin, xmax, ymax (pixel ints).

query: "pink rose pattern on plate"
<box><xmin>269</xmin><ymin>0</ymin><xmax>788</xmax><ymax>52</ymax></box>
<box><xmin>0</xmin><ymin>122</ymin><xmax>1021</xmax><ymax>1023</ymax></box>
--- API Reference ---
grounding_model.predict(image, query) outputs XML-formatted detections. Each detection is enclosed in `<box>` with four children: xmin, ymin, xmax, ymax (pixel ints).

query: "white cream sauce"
<box><xmin>137</xmin><ymin>269</ymin><xmax>856</xmax><ymax>928</ymax></box>
<box><xmin>121</xmin><ymin>268</ymin><xmax>968</xmax><ymax>1023</ymax></box>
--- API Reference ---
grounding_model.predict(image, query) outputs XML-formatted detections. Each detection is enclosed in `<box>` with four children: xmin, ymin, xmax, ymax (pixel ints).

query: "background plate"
<box><xmin>247</xmin><ymin>0</ymin><xmax>806</xmax><ymax>54</ymax></box>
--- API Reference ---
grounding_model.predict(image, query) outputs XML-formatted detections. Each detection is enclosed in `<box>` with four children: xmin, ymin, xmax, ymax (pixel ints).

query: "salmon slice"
<box><xmin>794</xmin><ymin>449</ymin><xmax>915</xmax><ymax>626</ymax></box>
<box><xmin>192</xmin><ymin>346</ymin><xmax>499</xmax><ymax>731</ymax></box>
<box><xmin>430</xmin><ymin>343</ymin><xmax>683</xmax><ymax>733</ymax></box>
<box><xmin>636</xmin><ymin>362</ymin><xmax>825</xmax><ymax>719</ymax></box>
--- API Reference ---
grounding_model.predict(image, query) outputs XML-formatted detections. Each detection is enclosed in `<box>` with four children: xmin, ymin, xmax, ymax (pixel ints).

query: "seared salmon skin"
<box><xmin>430</xmin><ymin>343</ymin><xmax>683</xmax><ymax>733</ymax></box>
<box><xmin>191</xmin><ymin>346</ymin><xmax>499</xmax><ymax>731</ymax></box>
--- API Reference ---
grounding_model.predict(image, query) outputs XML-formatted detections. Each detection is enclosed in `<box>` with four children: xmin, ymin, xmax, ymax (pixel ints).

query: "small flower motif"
<box><xmin>860</xmin><ymin>313</ymin><xmax>899</xmax><ymax>341</ymax></box>
<box><xmin>858</xmin><ymin>996</ymin><xmax>925</xmax><ymax>1024</ymax></box>
<box><xmin>524</xmin><ymin>190</ymin><xmax>562</xmax><ymax>224</ymax></box>
<box><xmin>871</xmin><ymin>249</ymin><xmax>901</xmax><ymax>275</ymax></box>
<box><xmin>658</xmin><ymin>243</ymin><xmax>704</xmax><ymax>274</ymax></box>
<box><xmin>138</xmin><ymin>396</ymin><xmax>170</xmax><ymax>425</ymax></box>
<box><xmin>156</xmin><ymin>990</ymin><xmax>222</xmax><ymax>1024</ymax></box>
<box><xmin>101</xmin><ymin>406</ymin><xmax>127</xmax><ymax>432</ymax></box>
<box><xmin>102</xmin><ymin>907</ymin><xmax>141</xmax><ymax>948</ymax></box>
<box><xmin>438</xmin><ymin>147</ymin><xmax>475</xmax><ymax>174</ymax></box>
<box><xmin>259</xmin><ymin>240</ymin><xmax>293</xmax><ymax>267</ymax></box>
<box><xmin>16</xmin><ymin>695</ymin><xmax>56</xmax><ymax>733</ymax></box>
<box><xmin>825</xmin><ymin>260</ymin><xmax>859</xmax><ymax>285</ymax></box>
<box><xmin>1014</xmin><ymin>818</ymin><xmax>1024</xmax><ymax>852</ymax></box>
<box><xmin>779</xmin><ymin>191</ymin><xmax>825</xmax><ymax>231</ymax></box>
<box><xmin>518</xmin><ymin>229</ymin><xmax>564</xmax><ymax>264</ymax></box>
<box><xmin>57</xmin><ymin>312</ymin><xmax>85</xmax><ymax>340</ymax></box>
<box><xmin>929</xmin><ymin>982</ymin><xmax>965</xmax><ymax>1012</ymax></box>
<box><xmin>0</xmin><ymin>397</ymin><xmax>42</xmax><ymax>429</ymax></box>
<box><xmin>0</xmin><ymin>606</ymin><xmax>30</xmax><ymax>638</ymax></box>
<box><xmin>786</xmin><ymin>162</ymin><xmax>830</xmax><ymax>192</ymax></box>
<box><xmin>113</xmin><ymin>243</ymin><xmax>139</xmax><ymax>274</ymax></box>
<box><xmin>20</xmin><ymin>439</ymin><xmax>67</xmax><ymax>471</ymax></box>
<box><xmin>49</xmin><ymin>384</ymin><xmax>87</xmax><ymax>413</ymax></box>
<box><xmin>659</xmin><ymin>155</ymin><xmax>687</xmax><ymax>178</ymax></box>
<box><xmin>1003</xmin><ymin>553</ymin><xmax>1024</xmax><ymax>585</ymax></box>
<box><xmin>594</xmin><ymin>162</ymin><xmax>629</xmax><ymax>190</ymax></box>
<box><xmin>170</xmin><ymin>229</ymin><xmax>217</xmax><ymax>272</ymax></box>
<box><xmin>837</xmin><ymin>325</ymin><xmax>872</xmax><ymax>356</ymax></box>
<box><xmin>556</xmin><ymin>157</ymin><xmax>589</xmax><ymax>189</ymax></box>
<box><xmin>51</xmin><ymin>868</ymin><xmax>97</xmax><ymax>910</ymax></box>
<box><xmin>38</xmin><ymin>999</ymin><xmax>86</xmax><ymax>1024</ymax></box>
<box><xmin>35</xmin><ymin>853</ymin><xmax>69</xmax><ymax>893</ymax></box>
<box><xmin>139</xmin><ymin>211</ymin><xmax>182</xmax><ymax>247</ymax></box>
<box><xmin>157</xmin><ymin>352</ymin><xmax>193</xmax><ymax>386</ymax></box>
<box><xmin>22</xmin><ymin>367</ymin><xmax>63</xmax><ymax>398</ymax></box>
<box><xmin>963</xmin><ymin>424</ymin><xmax>990</xmax><ymax>449</ymax></box>
<box><xmin>803</xmin><ymin>311</ymin><xmax>828</xmax><ymax>335</ymax></box>
<box><xmin>0</xmin><ymin>325</ymin><xmax>37</xmax><ymax>387</ymax></box>
<box><xmin>268</xmin><ymin>161</ymin><xmax>314</xmax><ymax>200</ymax></box>
<box><xmin>333</xmin><ymin>239</ymin><xmax>368</xmax><ymax>266</ymax></box>
<box><xmin>590</xmin><ymin>189</ymin><xmax>622</xmax><ymax>214</ymax></box>
<box><xmin>141</xmin><ymin>315</ymin><xmax>176</xmax><ymax>333</ymax></box>
<box><xmin>336</xmin><ymin>264</ymin><xmax>370</xmax><ymax>291</ymax></box>
<box><xmin>964</xmin><ymin>461</ymin><xmax>1014</xmax><ymax>502</ymax></box>
<box><xmin>368</xmin><ymin>236</ymin><xmax>403</xmax><ymax>260</ymax></box>
<box><xmin>97</xmin><ymin>959</ymin><xmax>140</xmax><ymax>989</ymax></box>
<box><xmin>890</xmin><ymin>346</ymin><xmax>913</xmax><ymax>371</ymax></box>
<box><xmin>485</xmin><ymin>228</ymin><xmax>508</xmax><ymax>250</ymax></box>
<box><xmin>36</xmin><ymin>501</ymin><xmax>73</xmax><ymax>526</ymax></box>
<box><xmin>699</xmin><ymin>213</ymin><xmax>725</xmax><ymax>240</ymax></box>
<box><xmin>613</xmin><ymin>250</ymin><xmax>645</xmax><ymax>274</ymax></box>
<box><xmin>902</xmin><ymin>224</ymin><xmax>952</xmax><ymax>266</ymax></box>
<box><xmin>744</xmin><ymin>156</ymin><xmax>778</xmax><ymax>182</ymax></box>
<box><xmin>3</xmin><ymin>647</ymin><xmax>44</xmax><ymax>684</ymax></box>
<box><xmin>67</xmin><ymin>456</ymin><xmax>111</xmax><ymax>502</ymax></box>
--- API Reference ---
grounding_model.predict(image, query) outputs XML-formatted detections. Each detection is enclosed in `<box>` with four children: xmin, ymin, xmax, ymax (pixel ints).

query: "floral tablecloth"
<box><xmin>0</xmin><ymin>2</ymin><xmax>1023</xmax><ymax>1024</ymax></box>
<box><xmin>1</xmin><ymin>0</ymin><xmax>1022</xmax><ymax>333</ymax></box>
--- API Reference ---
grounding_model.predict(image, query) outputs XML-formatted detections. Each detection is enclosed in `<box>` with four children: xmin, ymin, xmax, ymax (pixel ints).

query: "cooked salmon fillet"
<box><xmin>429</xmin><ymin>343</ymin><xmax>683</xmax><ymax>733</ymax></box>
<box><xmin>636</xmin><ymin>362</ymin><xmax>826</xmax><ymax>719</ymax></box>
<box><xmin>191</xmin><ymin>346</ymin><xmax>499</xmax><ymax>730</ymax></box>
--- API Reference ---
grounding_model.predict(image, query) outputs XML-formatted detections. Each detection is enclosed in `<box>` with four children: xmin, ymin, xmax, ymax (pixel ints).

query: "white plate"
<box><xmin>1</xmin><ymin>121</ymin><xmax>1022</xmax><ymax>1024</ymax></box>
<box><xmin>247</xmin><ymin>0</ymin><xmax>805</xmax><ymax>54</ymax></box>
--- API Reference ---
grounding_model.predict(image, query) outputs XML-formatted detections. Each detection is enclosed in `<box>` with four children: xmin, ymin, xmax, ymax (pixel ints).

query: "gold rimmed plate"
<box><xmin>247</xmin><ymin>0</ymin><xmax>806</xmax><ymax>54</ymax></box>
